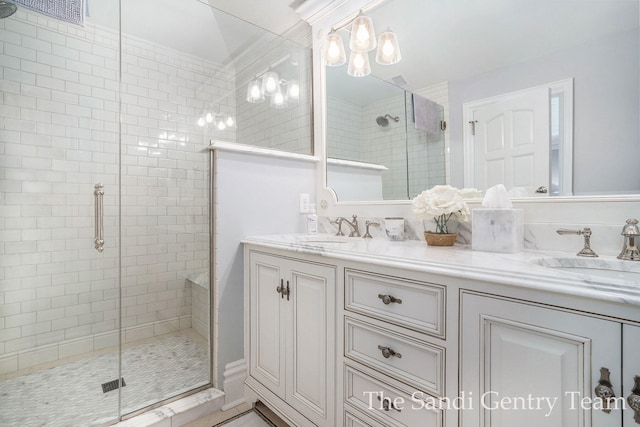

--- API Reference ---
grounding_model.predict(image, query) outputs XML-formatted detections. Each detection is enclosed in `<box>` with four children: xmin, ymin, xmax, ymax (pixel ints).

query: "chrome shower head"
<box><xmin>0</xmin><ymin>1</ymin><xmax>17</xmax><ymax>19</ymax></box>
<box><xmin>376</xmin><ymin>114</ymin><xmax>400</xmax><ymax>127</ymax></box>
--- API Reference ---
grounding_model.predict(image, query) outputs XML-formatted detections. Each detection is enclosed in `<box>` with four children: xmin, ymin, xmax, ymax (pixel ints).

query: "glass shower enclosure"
<box><xmin>0</xmin><ymin>0</ymin><xmax>311</xmax><ymax>424</ymax></box>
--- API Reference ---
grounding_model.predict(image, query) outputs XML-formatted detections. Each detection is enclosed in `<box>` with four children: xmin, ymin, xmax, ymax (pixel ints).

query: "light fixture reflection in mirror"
<box><xmin>323</xmin><ymin>0</ymin><xmax>640</xmax><ymax>200</ymax></box>
<box><xmin>246</xmin><ymin>79</ymin><xmax>264</xmax><ymax>103</ymax></box>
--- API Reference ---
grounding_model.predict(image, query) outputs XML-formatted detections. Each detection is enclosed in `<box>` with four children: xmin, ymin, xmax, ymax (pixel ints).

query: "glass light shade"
<box><xmin>205</xmin><ymin>112</ymin><xmax>213</xmax><ymax>123</ymax></box>
<box><xmin>270</xmin><ymin>88</ymin><xmax>287</xmax><ymax>109</ymax></box>
<box><xmin>216</xmin><ymin>119</ymin><xmax>226</xmax><ymax>130</ymax></box>
<box><xmin>347</xmin><ymin>51</ymin><xmax>371</xmax><ymax>77</ymax></box>
<box><xmin>286</xmin><ymin>80</ymin><xmax>300</xmax><ymax>101</ymax></box>
<box><xmin>225</xmin><ymin>115</ymin><xmax>235</xmax><ymax>127</ymax></box>
<box><xmin>197</xmin><ymin>117</ymin><xmax>205</xmax><ymax>127</ymax></box>
<box><xmin>349</xmin><ymin>11</ymin><xmax>376</xmax><ymax>52</ymax></box>
<box><xmin>324</xmin><ymin>30</ymin><xmax>346</xmax><ymax>66</ymax></box>
<box><xmin>261</xmin><ymin>71</ymin><xmax>280</xmax><ymax>96</ymax></box>
<box><xmin>376</xmin><ymin>29</ymin><xmax>402</xmax><ymax>65</ymax></box>
<box><xmin>246</xmin><ymin>79</ymin><xmax>264</xmax><ymax>103</ymax></box>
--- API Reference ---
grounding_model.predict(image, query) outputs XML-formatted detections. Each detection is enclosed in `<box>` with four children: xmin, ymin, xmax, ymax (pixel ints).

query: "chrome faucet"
<box><xmin>335</xmin><ymin>215</ymin><xmax>360</xmax><ymax>237</ymax></box>
<box><xmin>363</xmin><ymin>221</ymin><xmax>380</xmax><ymax>238</ymax></box>
<box><xmin>556</xmin><ymin>227</ymin><xmax>598</xmax><ymax>257</ymax></box>
<box><xmin>618</xmin><ymin>218</ymin><xmax>640</xmax><ymax>261</ymax></box>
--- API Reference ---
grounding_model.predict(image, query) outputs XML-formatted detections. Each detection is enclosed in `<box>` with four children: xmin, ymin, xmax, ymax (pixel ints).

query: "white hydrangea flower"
<box><xmin>411</xmin><ymin>185</ymin><xmax>470</xmax><ymax>233</ymax></box>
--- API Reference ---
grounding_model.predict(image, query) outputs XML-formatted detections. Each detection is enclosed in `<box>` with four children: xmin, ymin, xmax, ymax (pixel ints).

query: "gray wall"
<box><xmin>449</xmin><ymin>28</ymin><xmax>639</xmax><ymax>195</ymax></box>
<box><xmin>214</xmin><ymin>149</ymin><xmax>315</xmax><ymax>385</ymax></box>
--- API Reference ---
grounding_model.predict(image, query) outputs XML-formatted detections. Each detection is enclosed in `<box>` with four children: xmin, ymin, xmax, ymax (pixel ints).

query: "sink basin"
<box><xmin>533</xmin><ymin>257</ymin><xmax>640</xmax><ymax>281</ymax></box>
<box><xmin>298</xmin><ymin>235</ymin><xmax>352</xmax><ymax>244</ymax></box>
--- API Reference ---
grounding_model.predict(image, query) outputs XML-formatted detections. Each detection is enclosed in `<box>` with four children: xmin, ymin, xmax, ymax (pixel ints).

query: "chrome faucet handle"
<box><xmin>331</xmin><ymin>218</ymin><xmax>345</xmax><ymax>236</ymax></box>
<box><xmin>556</xmin><ymin>227</ymin><xmax>598</xmax><ymax>257</ymax></box>
<box><xmin>363</xmin><ymin>221</ymin><xmax>380</xmax><ymax>238</ymax></box>
<box><xmin>348</xmin><ymin>215</ymin><xmax>360</xmax><ymax>237</ymax></box>
<box><xmin>618</xmin><ymin>218</ymin><xmax>640</xmax><ymax>261</ymax></box>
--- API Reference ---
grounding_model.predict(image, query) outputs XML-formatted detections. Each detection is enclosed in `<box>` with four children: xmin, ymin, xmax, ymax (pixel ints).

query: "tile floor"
<box><xmin>0</xmin><ymin>332</ymin><xmax>209</xmax><ymax>427</ymax></box>
<box><xmin>216</xmin><ymin>411</ymin><xmax>272</xmax><ymax>427</ymax></box>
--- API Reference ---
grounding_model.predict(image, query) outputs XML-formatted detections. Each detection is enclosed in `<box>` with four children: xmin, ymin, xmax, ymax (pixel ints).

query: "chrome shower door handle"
<box><xmin>94</xmin><ymin>183</ymin><xmax>104</xmax><ymax>252</ymax></box>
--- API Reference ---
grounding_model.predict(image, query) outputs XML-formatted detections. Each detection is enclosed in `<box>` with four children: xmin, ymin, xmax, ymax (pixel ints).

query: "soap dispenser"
<box><xmin>617</xmin><ymin>218</ymin><xmax>640</xmax><ymax>261</ymax></box>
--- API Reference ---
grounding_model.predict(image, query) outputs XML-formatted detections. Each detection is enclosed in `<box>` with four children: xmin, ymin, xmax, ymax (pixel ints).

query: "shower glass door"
<box><xmin>0</xmin><ymin>1</ymin><xmax>122</xmax><ymax>425</ymax></box>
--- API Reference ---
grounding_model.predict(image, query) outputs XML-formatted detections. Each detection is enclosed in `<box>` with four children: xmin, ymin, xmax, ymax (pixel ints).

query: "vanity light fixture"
<box><xmin>325</xmin><ymin>10</ymin><xmax>401</xmax><ymax>77</ymax></box>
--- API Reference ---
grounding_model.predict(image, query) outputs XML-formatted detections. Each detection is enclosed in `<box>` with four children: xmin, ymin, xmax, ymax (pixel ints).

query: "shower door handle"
<box><xmin>94</xmin><ymin>183</ymin><xmax>104</xmax><ymax>252</ymax></box>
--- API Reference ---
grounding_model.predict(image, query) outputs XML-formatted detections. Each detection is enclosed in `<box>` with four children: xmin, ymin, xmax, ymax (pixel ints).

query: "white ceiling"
<box><xmin>87</xmin><ymin>0</ymin><xmax>305</xmax><ymax>65</ymax></box>
<box><xmin>86</xmin><ymin>0</ymin><xmax>638</xmax><ymax>98</ymax></box>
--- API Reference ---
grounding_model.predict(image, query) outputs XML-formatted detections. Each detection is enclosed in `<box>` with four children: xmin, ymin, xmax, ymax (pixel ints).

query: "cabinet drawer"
<box><xmin>345</xmin><ymin>317</ymin><xmax>444</xmax><ymax>397</ymax></box>
<box><xmin>344</xmin><ymin>409</ymin><xmax>384</xmax><ymax>427</ymax></box>
<box><xmin>345</xmin><ymin>269</ymin><xmax>445</xmax><ymax>338</ymax></box>
<box><xmin>344</xmin><ymin>364</ymin><xmax>443</xmax><ymax>427</ymax></box>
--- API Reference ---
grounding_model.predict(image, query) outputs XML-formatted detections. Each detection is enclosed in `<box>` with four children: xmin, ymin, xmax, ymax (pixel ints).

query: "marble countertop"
<box><xmin>243</xmin><ymin>234</ymin><xmax>640</xmax><ymax>307</ymax></box>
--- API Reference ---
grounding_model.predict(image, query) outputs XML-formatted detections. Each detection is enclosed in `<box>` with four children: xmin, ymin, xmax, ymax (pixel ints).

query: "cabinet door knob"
<box><xmin>594</xmin><ymin>367</ymin><xmax>616</xmax><ymax>414</ymax></box>
<box><xmin>378</xmin><ymin>294</ymin><xmax>402</xmax><ymax>305</ymax></box>
<box><xmin>377</xmin><ymin>345</ymin><xmax>402</xmax><ymax>359</ymax></box>
<box><xmin>627</xmin><ymin>375</ymin><xmax>640</xmax><ymax>424</ymax></box>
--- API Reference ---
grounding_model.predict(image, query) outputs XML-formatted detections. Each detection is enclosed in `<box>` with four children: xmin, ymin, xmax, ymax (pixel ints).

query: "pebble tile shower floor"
<box><xmin>0</xmin><ymin>333</ymin><xmax>209</xmax><ymax>427</ymax></box>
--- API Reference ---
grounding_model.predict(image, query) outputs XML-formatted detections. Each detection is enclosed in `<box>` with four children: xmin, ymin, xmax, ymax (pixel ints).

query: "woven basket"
<box><xmin>424</xmin><ymin>231</ymin><xmax>457</xmax><ymax>247</ymax></box>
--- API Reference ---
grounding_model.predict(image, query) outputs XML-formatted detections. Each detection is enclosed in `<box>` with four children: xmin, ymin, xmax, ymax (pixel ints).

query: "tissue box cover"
<box><xmin>472</xmin><ymin>209</ymin><xmax>524</xmax><ymax>253</ymax></box>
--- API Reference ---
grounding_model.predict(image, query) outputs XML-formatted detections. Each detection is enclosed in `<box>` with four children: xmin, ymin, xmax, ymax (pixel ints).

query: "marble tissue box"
<box><xmin>472</xmin><ymin>209</ymin><xmax>524</xmax><ymax>253</ymax></box>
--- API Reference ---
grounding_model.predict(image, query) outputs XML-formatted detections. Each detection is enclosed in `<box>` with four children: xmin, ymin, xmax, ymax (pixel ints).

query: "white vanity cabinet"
<box><xmin>461</xmin><ymin>292</ymin><xmax>640</xmax><ymax>427</ymax></box>
<box><xmin>243</xmin><ymin>236</ymin><xmax>640</xmax><ymax>427</ymax></box>
<box><xmin>244</xmin><ymin>248</ymin><xmax>336</xmax><ymax>427</ymax></box>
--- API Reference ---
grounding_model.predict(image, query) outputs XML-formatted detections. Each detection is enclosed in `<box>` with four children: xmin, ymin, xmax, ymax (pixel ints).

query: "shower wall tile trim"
<box><xmin>0</xmin><ymin>8</ymin><xmax>228</xmax><ymax>376</ymax></box>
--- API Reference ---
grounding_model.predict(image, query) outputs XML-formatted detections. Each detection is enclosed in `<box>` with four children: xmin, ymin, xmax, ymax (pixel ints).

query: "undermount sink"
<box><xmin>298</xmin><ymin>235</ymin><xmax>352</xmax><ymax>243</ymax></box>
<box><xmin>533</xmin><ymin>257</ymin><xmax>640</xmax><ymax>282</ymax></box>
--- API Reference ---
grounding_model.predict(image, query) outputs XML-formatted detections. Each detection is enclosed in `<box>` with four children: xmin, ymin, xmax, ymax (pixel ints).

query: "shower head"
<box><xmin>376</xmin><ymin>114</ymin><xmax>400</xmax><ymax>127</ymax></box>
<box><xmin>0</xmin><ymin>1</ymin><xmax>17</xmax><ymax>19</ymax></box>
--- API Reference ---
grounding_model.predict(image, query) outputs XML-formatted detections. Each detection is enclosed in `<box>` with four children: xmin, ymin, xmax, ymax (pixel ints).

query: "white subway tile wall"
<box><xmin>0</xmin><ymin>8</ymin><xmax>231</xmax><ymax>375</ymax></box>
<box><xmin>327</xmin><ymin>83</ymin><xmax>448</xmax><ymax>200</ymax></box>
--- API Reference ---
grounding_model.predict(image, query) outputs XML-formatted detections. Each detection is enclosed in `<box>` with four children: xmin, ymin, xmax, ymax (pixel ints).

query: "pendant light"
<box><xmin>349</xmin><ymin>11</ymin><xmax>376</xmax><ymax>52</ymax></box>
<box><xmin>246</xmin><ymin>78</ymin><xmax>264</xmax><ymax>103</ymax></box>
<box><xmin>347</xmin><ymin>51</ymin><xmax>371</xmax><ymax>77</ymax></box>
<box><xmin>376</xmin><ymin>28</ymin><xmax>401</xmax><ymax>65</ymax></box>
<box><xmin>261</xmin><ymin>71</ymin><xmax>280</xmax><ymax>96</ymax></box>
<box><xmin>324</xmin><ymin>29</ymin><xmax>346</xmax><ymax>66</ymax></box>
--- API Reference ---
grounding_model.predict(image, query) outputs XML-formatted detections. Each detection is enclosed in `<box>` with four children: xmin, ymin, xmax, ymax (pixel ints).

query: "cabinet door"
<box><xmin>461</xmin><ymin>293</ymin><xmax>621</xmax><ymax>427</ymax></box>
<box><xmin>286</xmin><ymin>260</ymin><xmax>335</xmax><ymax>427</ymax></box>
<box><xmin>624</xmin><ymin>324</ymin><xmax>640</xmax><ymax>426</ymax></box>
<box><xmin>249</xmin><ymin>252</ymin><xmax>287</xmax><ymax>399</ymax></box>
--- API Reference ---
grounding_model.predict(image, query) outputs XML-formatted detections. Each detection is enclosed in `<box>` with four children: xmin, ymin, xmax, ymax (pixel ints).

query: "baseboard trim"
<box><xmin>221</xmin><ymin>358</ymin><xmax>247</xmax><ymax>411</ymax></box>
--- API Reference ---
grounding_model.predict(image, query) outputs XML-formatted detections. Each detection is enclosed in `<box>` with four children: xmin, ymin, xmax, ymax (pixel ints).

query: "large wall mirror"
<box><xmin>324</xmin><ymin>0</ymin><xmax>640</xmax><ymax>202</ymax></box>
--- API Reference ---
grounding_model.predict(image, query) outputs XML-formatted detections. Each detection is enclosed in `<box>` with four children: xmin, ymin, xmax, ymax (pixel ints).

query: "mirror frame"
<box><xmin>301</xmin><ymin>0</ymin><xmax>640</xmax><ymax>223</ymax></box>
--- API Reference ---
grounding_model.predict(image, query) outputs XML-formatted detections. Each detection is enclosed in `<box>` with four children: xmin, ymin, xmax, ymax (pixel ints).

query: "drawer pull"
<box><xmin>377</xmin><ymin>345</ymin><xmax>402</xmax><ymax>359</ymax></box>
<box><xmin>377</xmin><ymin>395</ymin><xmax>402</xmax><ymax>412</ymax></box>
<box><xmin>378</xmin><ymin>294</ymin><xmax>402</xmax><ymax>305</ymax></box>
<box><xmin>627</xmin><ymin>375</ymin><xmax>640</xmax><ymax>424</ymax></box>
<box><xmin>594</xmin><ymin>367</ymin><xmax>616</xmax><ymax>414</ymax></box>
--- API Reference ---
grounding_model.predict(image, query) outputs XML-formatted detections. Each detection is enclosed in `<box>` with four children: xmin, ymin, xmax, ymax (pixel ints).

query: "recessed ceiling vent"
<box><xmin>389</xmin><ymin>74</ymin><xmax>408</xmax><ymax>86</ymax></box>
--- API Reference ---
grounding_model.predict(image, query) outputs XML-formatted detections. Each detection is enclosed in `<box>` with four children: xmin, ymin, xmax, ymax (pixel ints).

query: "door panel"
<box><xmin>287</xmin><ymin>262</ymin><xmax>335</xmax><ymax>425</ymax></box>
<box><xmin>473</xmin><ymin>87</ymin><xmax>550</xmax><ymax>192</ymax></box>
<box><xmin>461</xmin><ymin>293</ymin><xmax>621</xmax><ymax>427</ymax></box>
<box><xmin>623</xmin><ymin>325</ymin><xmax>640</xmax><ymax>426</ymax></box>
<box><xmin>250</xmin><ymin>253</ymin><xmax>286</xmax><ymax>399</ymax></box>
